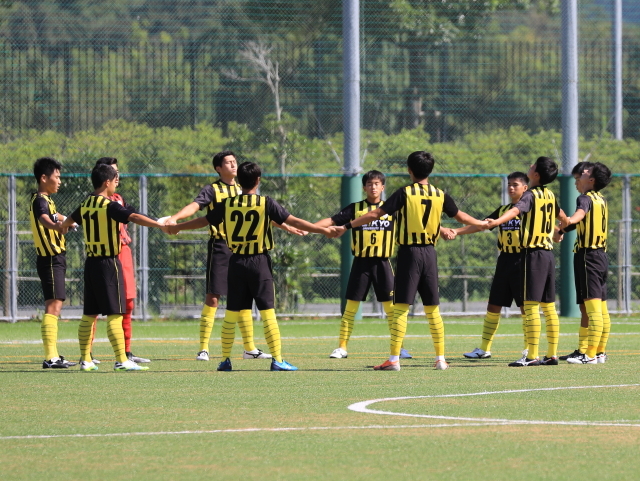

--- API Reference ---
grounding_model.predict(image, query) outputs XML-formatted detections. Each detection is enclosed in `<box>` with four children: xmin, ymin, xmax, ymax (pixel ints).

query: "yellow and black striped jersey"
<box><xmin>194</xmin><ymin>180</ymin><xmax>241</xmax><ymax>240</ymax></box>
<box><xmin>514</xmin><ymin>186</ymin><xmax>559</xmax><ymax>250</ymax></box>
<box><xmin>206</xmin><ymin>194</ymin><xmax>291</xmax><ymax>255</ymax></box>
<box><xmin>574</xmin><ymin>191</ymin><xmax>608</xmax><ymax>251</ymax></box>
<box><xmin>70</xmin><ymin>195</ymin><xmax>136</xmax><ymax>257</ymax></box>
<box><xmin>331</xmin><ymin>200</ymin><xmax>395</xmax><ymax>258</ymax></box>
<box><xmin>380</xmin><ymin>183</ymin><xmax>459</xmax><ymax>246</ymax></box>
<box><xmin>487</xmin><ymin>204</ymin><xmax>522</xmax><ymax>254</ymax></box>
<box><xmin>29</xmin><ymin>192</ymin><xmax>66</xmax><ymax>256</ymax></box>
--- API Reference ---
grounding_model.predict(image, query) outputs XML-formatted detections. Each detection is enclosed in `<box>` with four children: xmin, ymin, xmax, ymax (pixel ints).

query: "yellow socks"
<box><xmin>480</xmin><ymin>311</ymin><xmax>500</xmax><ymax>352</ymax></box>
<box><xmin>238</xmin><ymin>309</ymin><xmax>257</xmax><ymax>352</ymax></box>
<box><xmin>521</xmin><ymin>313</ymin><xmax>528</xmax><ymax>350</ymax></box>
<box><xmin>221</xmin><ymin>311</ymin><xmax>240</xmax><ymax>359</ymax></box>
<box><xmin>425</xmin><ymin>305</ymin><xmax>445</xmax><ymax>356</ymax></box>
<box><xmin>78</xmin><ymin>315</ymin><xmax>95</xmax><ymax>362</ymax></box>
<box><xmin>578</xmin><ymin>326</ymin><xmax>588</xmax><ymax>353</ymax></box>
<box><xmin>41</xmin><ymin>313</ymin><xmax>59</xmax><ymax>360</ymax></box>
<box><xmin>524</xmin><ymin>301</ymin><xmax>541</xmax><ymax>359</ymax></box>
<box><xmin>261</xmin><ymin>309</ymin><xmax>282</xmax><ymax>362</ymax></box>
<box><xmin>541</xmin><ymin>302</ymin><xmax>559</xmax><ymax>358</ymax></box>
<box><xmin>339</xmin><ymin>300</ymin><xmax>360</xmax><ymax>349</ymax></box>
<box><xmin>199</xmin><ymin>305</ymin><xmax>217</xmax><ymax>352</ymax></box>
<box><xmin>106</xmin><ymin>315</ymin><xmax>127</xmax><ymax>363</ymax></box>
<box><xmin>389</xmin><ymin>303</ymin><xmax>409</xmax><ymax>358</ymax></box>
<box><xmin>584</xmin><ymin>299</ymin><xmax>603</xmax><ymax>359</ymax></box>
<box><xmin>599</xmin><ymin>301</ymin><xmax>611</xmax><ymax>353</ymax></box>
<box><xmin>382</xmin><ymin>301</ymin><xmax>394</xmax><ymax>333</ymax></box>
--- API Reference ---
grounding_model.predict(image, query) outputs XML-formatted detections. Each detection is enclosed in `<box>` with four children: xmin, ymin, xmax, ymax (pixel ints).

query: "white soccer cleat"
<box><xmin>596</xmin><ymin>352</ymin><xmax>608</xmax><ymax>364</ymax></box>
<box><xmin>80</xmin><ymin>360</ymin><xmax>98</xmax><ymax>371</ymax></box>
<box><xmin>566</xmin><ymin>353</ymin><xmax>597</xmax><ymax>364</ymax></box>
<box><xmin>196</xmin><ymin>350</ymin><xmax>210</xmax><ymax>361</ymax></box>
<box><xmin>114</xmin><ymin>360</ymin><xmax>149</xmax><ymax>371</ymax></box>
<box><xmin>434</xmin><ymin>359</ymin><xmax>449</xmax><ymax>370</ymax></box>
<box><xmin>463</xmin><ymin>347</ymin><xmax>491</xmax><ymax>359</ymax></box>
<box><xmin>243</xmin><ymin>349</ymin><xmax>272</xmax><ymax>359</ymax></box>
<box><xmin>399</xmin><ymin>348</ymin><xmax>413</xmax><ymax>359</ymax></box>
<box><xmin>329</xmin><ymin>348</ymin><xmax>348</xmax><ymax>359</ymax></box>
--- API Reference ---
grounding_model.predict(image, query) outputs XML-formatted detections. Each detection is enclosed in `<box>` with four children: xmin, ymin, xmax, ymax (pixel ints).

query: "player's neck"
<box><xmin>37</xmin><ymin>187</ymin><xmax>53</xmax><ymax>196</ymax></box>
<box><xmin>219</xmin><ymin>175</ymin><xmax>236</xmax><ymax>186</ymax></box>
<box><xmin>529</xmin><ymin>180</ymin><xmax>543</xmax><ymax>188</ymax></box>
<box><xmin>413</xmin><ymin>177</ymin><xmax>429</xmax><ymax>185</ymax></box>
<box><xmin>241</xmin><ymin>186</ymin><xmax>259</xmax><ymax>195</ymax></box>
<box><xmin>366</xmin><ymin>196</ymin><xmax>381</xmax><ymax>204</ymax></box>
<box><xmin>93</xmin><ymin>186</ymin><xmax>111</xmax><ymax>197</ymax></box>
<box><xmin>509</xmin><ymin>195</ymin><xmax>522</xmax><ymax>204</ymax></box>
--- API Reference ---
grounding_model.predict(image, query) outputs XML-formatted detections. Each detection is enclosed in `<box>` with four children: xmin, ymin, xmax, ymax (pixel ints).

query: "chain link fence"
<box><xmin>1</xmin><ymin>172</ymin><xmax>638</xmax><ymax>322</ymax></box>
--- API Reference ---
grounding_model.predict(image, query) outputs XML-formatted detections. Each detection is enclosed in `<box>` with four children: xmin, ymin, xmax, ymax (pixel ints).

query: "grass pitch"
<box><xmin>1</xmin><ymin>315</ymin><xmax>639</xmax><ymax>481</ymax></box>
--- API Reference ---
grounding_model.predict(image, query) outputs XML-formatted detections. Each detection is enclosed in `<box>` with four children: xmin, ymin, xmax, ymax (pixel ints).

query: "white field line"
<box><xmin>2</xmin><ymin>384</ymin><xmax>640</xmax><ymax>441</ymax></box>
<box><xmin>2</xmin><ymin>332</ymin><xmax>640</xmax><ymax>345</ymax></box>
<box><xmin>348</xmin><ymin>384</ymin><xmax>640</xmax><ymax>427</ymax></box>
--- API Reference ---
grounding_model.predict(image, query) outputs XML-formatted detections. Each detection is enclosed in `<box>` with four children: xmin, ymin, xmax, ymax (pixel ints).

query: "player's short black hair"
<box><xmin>95</xmin><ymin>157</ymin><xmax>118</xmax><ymax>167</ymax></box>
<box><xmin>213</xmin><ymin>150</ymin><xmax>236</xmax><ymax>170</ymax></box>
<box><xmin>407</xmin><ymin>151</ymin><xmax>435</xmax><ymax>180</ymax></box>
<box><xmin>33</xmin><ymin>157</ymin><xmax>62</xmax><ymax>183</ymax></box>
<box><xmin>571</xmin><ymin>161</ymin><xmax>589</xmax><ymax>177</ymax></box>
<box><xmin>533</xmin><ymin>156</ymin><xmax>558</xmax><ymax>185</ymax></box>
<box><xmin>589</xmin><ymin>162</ymin><xmax>612</xmax><ymax>191</ymax></box>
<box><xmin>91</xmin><ymin>164</ymin><xmax>117</xmax><ymax>189</ymax></box>
<box><xmin>362</xmin><ymin>170</ymin><xmax>385</xmax><ymax>186</ymax></box>
<box><xmin>237</xmin><ymin>161</ymin><xmax>261</xmax><ymax>190</ymax></box>
<box><xmin>507</xmin><ymin>171</ymin><xmax>529</xmax><ymax>184</ymax></box>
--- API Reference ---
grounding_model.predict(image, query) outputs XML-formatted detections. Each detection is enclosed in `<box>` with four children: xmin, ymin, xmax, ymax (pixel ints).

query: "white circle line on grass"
<box><xmin>348</xmin><ymin>384</ymin><xmax>640</xmax><ymax>427</ymax></box>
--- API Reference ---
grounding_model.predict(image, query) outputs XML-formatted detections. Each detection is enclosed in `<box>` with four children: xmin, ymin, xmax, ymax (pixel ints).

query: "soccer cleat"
<box><xmin>243</xmin><ymin>349</ymin><xmax>272</xmax><ymax>359</ymax></box>
<box><xmin>373</xmin><ymin>360</ymin><xmax>400</xmax><ymax>371</ymax></box>
<box><xmin>540</xmin><ymin>355</ymin><xmax>559</xmax><ymax>366</ymax></box>
<box><xmin>508</xmin><ymin>357</ymin><xmax>540</xmax><ymax>367</ymax></box>
<box><xmin>463</xmin><ymin>347</ymin><xmax>491</xmax><ymax>359</ymax></box>
<box><xmin>596</xmin><ymin>352</ymin><xmax>608</xmax><ymax>364</ymax></box>
<box><xmin>329</xmin><ymin>348</ymin><xmax>348</xmax><ymax>359</ymax></box>
<box><xmin>80</xmin><ymin>360</ymin><xmax>98</xmax><ymax>371</ymax></box>
<box><xmin>559</xmin><ymin>349</ymin><xmax>582</xmax><ymax>361</ymax></box>
<box><xmin>114</xmin><ymin>360</ymin><xmax>149</xmax><ymax>371</ymax></box>
<box><xmin>399</xmin><ymin>348</ymin><xmax>413</xmax><ymax>359</ymax></box>
<box><xmin>42</xmin><ymin>357</ymin><xmax>68</xmax><ymax>369</ymax></box>
<box><xmin>91</xmin><ymin>354</ymin><xmax>101</xmax><ymax>365</ymax></box>
<box><xmin>59</xmin><ymin>356</ymin><xmax>77</xmax><ymax>367</ymax></box>
<box><xmin>217</xmin><ymin>357</ymin><xmax>233</xmax><ymax>371</ymax></box>
<box><xmin>270</xmin><ymin>359</ymin><xmax>298</xmax><ymax>371</ymax></box>
<box><xmin>434</xmin><ymin>359</ymin><xmax>449</xmax><ymax>370</ymax></box>
<box><xmin>196</xmin><ymin>350</ymin><xmax>210</xmax><ymax>361</ymax></box>
<box><xmin>127</xmin><ymin>352</ymin><xmax>151</xmax><ymax>363</ymax></box>
<box><xmin>566</xmin><ymin>353</ymin><xmax>597</xmax><ymax>364</ymax></box>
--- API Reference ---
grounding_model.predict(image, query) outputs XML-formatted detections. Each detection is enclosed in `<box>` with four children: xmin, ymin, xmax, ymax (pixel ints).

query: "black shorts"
<box><xmin>36</xmin><ymin>253</ymin><xmax>66</xmax><ymax>301</ymax></box>
<box><xmin>346</xmin><ymin>257</ymin><xmax>394</xmax><ymax>302</ymax></box>
<box><xmin>206</xmin><ymin>238</ymin><xmax>232</xmax><ymax>296</ymax></box>
<box><xmin>574</xmin><ymin>248</ymin><xmax>608</xmax><ymax>302</ymax></box>
<box><xmin>226</xmin><ymin>253</ymin><xmax>275</xmax><ymax>311</ymax></box>
<box><xmin>394</xmin><ymin>245</ymin><xmax>439</xmax><ymax>306</ymax></box>
<box><xmin>83</xmin><ymin>257</ymin><xmax>126</xmax><ymax>316</ymax></box>
<box><xmin>521</xmin><ymin>248</ymin><xmax>555</xmax><ymax>303</ymax></box>
<box><xmin>488</xmin><ymin>252</ymin><xmax>523</xmax><ymax>308</ymax></box>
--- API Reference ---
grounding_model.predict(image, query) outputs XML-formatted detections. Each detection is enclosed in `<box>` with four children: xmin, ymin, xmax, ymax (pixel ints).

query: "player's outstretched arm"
<box><xmin>440</xmin><ymin>227</ymin><xmax>457</xmax><ymax>241</ymax></box>
<box><xmin>281</xmin><ymin>215</ymin><xmax>332</xmax><ymax>236</ymax></box>
<box><xmin>453</xmin><ymin>225</ymin><xmax>482</xmax><ymax>236</ymax></box>
<box><xmin>556</xmin><ymin>208</ymin><xmax>572</xmax><ymax>228</ymax></box>
<box><xmin>129</xmin><ymin>213</ymin><xmax>173</xmax><ymax>231</ymax></box>
<box><xmin>164</xmin><ymin>202</ymin><xmax>201</xmax><ymax>225</ymax></box>
<box><xmin>273</xmin><ymin>221</ymin><xmax>307</xmax><ymax>236</ymax></box>
<box><xmin>484</xmin><ymin>207</ymin><xmax>519</xmax><ymax>230</ymax></box>
<box><xmin>168</xmin><ymin>216</ymin><xmax>210</xmax><ymax>235</ymax></box>
<box><xmin>314</xmin><ymin>218</ymin><xmax>335</xmax><ymax>228</ymax></box>
<box><xmin>454</xmin><ymin>210</ymin><xmax>490</xmax><ymax>228</ymax></box>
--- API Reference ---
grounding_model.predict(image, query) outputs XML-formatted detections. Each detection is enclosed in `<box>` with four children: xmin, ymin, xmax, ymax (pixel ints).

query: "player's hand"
<box><xmin>329</xmin><ymin>226</ymin><xmax>347</xmax><ymax>238</ymax></box>
<box><xmin>559</xmin><ymin>216</ymin><xmax>571</xmax><ymax>229</ymax></box>
<box><xmin>553</xmin><ymin>230</ymin><xmax>564</xmax><ymax>243</ymax></box>
<box><xmin>440</xmin><ymin>227</ymin><xmax>457</xmax><ymax>241</ymax></box>
<box><xmin>158</xmin><ymin>216</ymin><xmax>176</xmax><ymax>226</ymax></box>
<box><xmin>283</xmin><ymin>224</ymin><xmax>307</xmax><ymax>236</ymax></box>
<box><xmin>482</xmin><ymin>219</ymin><xmax>495</xmax><ymax>230</ymax></box>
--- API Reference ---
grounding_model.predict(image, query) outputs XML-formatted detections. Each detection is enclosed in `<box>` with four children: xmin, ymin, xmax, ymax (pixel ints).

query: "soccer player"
<box><xmin>162</xmin><ymin>151</ymin><xmax>271</xmax><ymax>362</ymax></box>
<box><xmin>556</xmin><ymin>162</ymin><xmax>612</xmax><ymax>364</ymax></box>
<box><xmin>86</xmin><ymin>157</ymin><xmax>150</xmax><ymax>364</ymax></box>
<box><xmin>315</xmin><ymin>170</ymin><xmax>415</xmax><ymax>359</ymax></box>
<box><xmin>484</xmin><ymin>156</ymin><xmax>569</xmax><ymax>367</ymax></box>
<box><xmin>29</xmin><ymin>157</ymin><xmax>76</xmax><ymax>369</ymax></box>
<box><xmin>331</xmin><ymin>151</ymin><xmax>488</xmax><ymax>371</ymax></box>
<box><xmin>455</xmin><ymin>171</ymin><xmax>529</xmax><ymax>360</ymax></box>
<box><xmin>168</xmin><ymin>161</ymin><xmax>334</xmax><ymax>371</ymax></box>
<box><xmin>556</xmin><ymin>162</ymin><xmax>607</xmax><ymax>362</ymax></box>
<box><xmin>60</xmin><ymin>164</ymin><xmax>169</xmax><ymax>371</ymax></box>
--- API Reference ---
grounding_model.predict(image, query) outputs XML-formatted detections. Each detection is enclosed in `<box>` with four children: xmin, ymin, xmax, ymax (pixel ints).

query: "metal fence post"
<box><xmin>622</xmin><ymin>175</ymin><xmax>632</xmax><ymax>314</ymax></box>
<box><xmin>138</xmin><ymin>175</ymin><xmax>149</xmax><ymax>321</ymax></box>
<box><xmin>8</xmin><ymin>176</ymin><xmax>18</xmax><ymax>322</ymax></box>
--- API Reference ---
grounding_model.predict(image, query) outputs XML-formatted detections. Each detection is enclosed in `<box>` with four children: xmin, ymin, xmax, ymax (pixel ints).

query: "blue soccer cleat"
<box><xmin>217</xmin><ymin>357</ymin><xmax>232</xmax><ymax>371</ymax></box>
<box><xmin>270</xmin><ymin>359</ymin><xmax>298</xmax><ymax>371</ymax></box>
